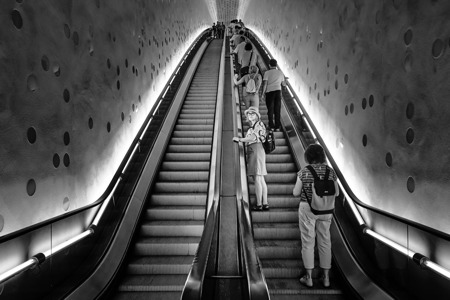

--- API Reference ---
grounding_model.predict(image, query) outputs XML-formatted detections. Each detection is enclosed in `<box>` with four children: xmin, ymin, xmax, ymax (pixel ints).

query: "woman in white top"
<box><xmin>233</xmin><ymin>65</ymin><xmax>262</xmax><ymax>108</ymax></box>
<box><xmin>232</xmin><ymin>106</ymin><xmax>269</xmax><ymax>211</ymax></box>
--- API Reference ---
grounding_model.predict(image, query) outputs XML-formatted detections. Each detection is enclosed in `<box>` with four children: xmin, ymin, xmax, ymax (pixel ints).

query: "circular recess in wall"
<box><xmin>116</xmin><ymin>66</ymin><xmax>120</xmax><ymax>76</ymax></box>
<box><xmin>27</xmin><ymin>179</ymin><xmax>36</xmax><ymax>196</ymax></box>
<box><xmin>132</xmin><ymin>66</ymin><xmax>135</xmax><ymax>74</ymax></box>
<box><xmin>88</xmin><ymin>117</ymin><xmax>93</xmax><ymax>129</ymax></box>
<box><xmin>344</xmin><ymin>74</ymin><xmax>349</xmax><ymax>84</ymax></box>
<box><xmin>138</xmin><ymin>95</ymin><xmax>141</xmax><ymax>103</ymax></box>
<box><xmin>324</xmin><ymin>89</ymin><xmax>327</xmax><ymax>97</ymax></box>
<box><xmin>11</xmin><ymin>10</ymin><xmax>23</xmax><ymax>29</ymax></box>
<box><xmin>432</xmin><ymin>39</ymin><xmax>444</xmax><ymax>59</ymax></box>
<box><xmin>144</xmin><ymin>65</ymin><xmax>147</xmax><ymax>73</ymax></box>
<box><xmin>52</xmin><ymin>154</ymin><xmax>60</xmax><ymax>168</ymax></box>
<box><xmin>327</xmin><ymin>59</ymin><xmax>330</xmax><ymax>68</ymax></box>
<box><xmin>403</xmin><ymin>51</ymin><xmax>413</xmax><ymax>72</ymax></box>
<box><xmin>64</xmin><ymin>132</ymin><xmax>70</xmax><ymax>145</ymax></box>
<box><xmin>309</xmin><ymin>86</ymin><xmax>312</xmax><ymax>94</ymax></box>
<box><xmin>63</xmin><ymin>89</ymin><xmax>70</xmax><ymax>103</ymax></box>
<box><xmin>64</xmin><ymin>24</ymin><xmax>70</xmax><ymax>38</ymax></box>
<box><xmin>139</xmin><ymin>48</ymin><xmax>141</xmax><ymax>56</ymax></box>
<box><xmin>406</xmin><ymin>102</ymin><xmax>414</xmax><ymax>119</ymax></box>
<box><xmin>41</xmin><ymin>55</ymin><xmax>49</xmax><ymax>71</ymax></box>
<box><xmin>27</xmin><ymin>74</ymin><xmax>38</xmax><ymax>92</ymax></box>
<box><xmin>0</xmin><ymin>214</ymin><xmax>4</xmax><ymax>232</ymax></box>
<box><xmin>107</xmin><ymin>58</ymin><xmax>111</xmax><ymax>69</ymax></box>
<box><xmin>132</xmin><ymin>104</ymin><xmax>135</xmax><ymax>112</ymax></box>
<box><xmin>63</xmin><ymin>153</ymin><xmax>70</xmax><ymax>167</ymax></box>
<box><xmin>53</xmin><ymin>65</ymin><xmax>61</xmax><ymax>77</ymax></box>
<box><xmin>95</xmin><ymin>0</ymin><xmax>100</xmax><ymax>8</ymax></box>
<box><xmin>27</xmin><ymin>127</ymin><xmax>37</xmax><ymax>144</ymax></box>
<box><xmin>369</xmin><ymin>95</ymin><xmax>374</xmax><ymax>107</ymax></box>
<box><xmin>406</xmin><ymin>128</ymin><xmax>414</xmax><ymax>144</ymax></box>
<box><xmin>306</xmin><ymin>67</ymin><xmax>309</xmax><ymax>75</ymax></box>
<box><xmin>345</xmin><ymin>105</ymin><xmax>348</xmax><ymax>115</ymax></box>
<box><xmin>350</xmin><ymin>103</ymin><xmax>354</xmax><ymax>113</ymax></box>
<box><xmin>385</xmin><ymin>152</ymin><xmax>393</xmax><ymax>167</ymax></box>
<box><xmin>129</xmin><ymin>115</ymin><xmax>132</xmax><ymax>123</ymax></box>
<box><xmin>73</xmin><ymin>31</ymin><xmax>79</xmax><ymax>46</ymax></box>
<box><xmin>116</xmin><ymin>80</ymin><xmax>120</xmax><ymax>90</ymax></box>
<box><xmin>107</xmin><ymin>122</ymin><xmax>111</xmax><ymax>132</ymax></box>
<box><xmin>121</xmin><ymin>112</ymin><xmax>124</xmax><ymax>121</ymax></box>
<box><xmin>335</xmin><ymin>65</ymin><xmax>338</xmax><ymax>74</ymax></box>
<box><xmin>362</xmin><ymin>134</ymin><xmax>367</xmax><ymax>147</ymax></box>
<box><xmin>63</xmin><ymin>197</ymin><xmax>70</xmax><ymax>211</ymax></box>
<box><xmin>125</xmin><ymin>59</ymin><xmax>128</xmax><ymax>68</ymax></box>
<box><xmin>362</xmin><ymin>97</ymin><xmax>367</xmax><ymax>109</ymax></box>
<box><xmin>407</xmin><ymin>176</ymin><xmax>415</xmax><ymax>193</ymax></box>
<box><xmin>335</xmin><ymin>80</ymin><xmax>338</xmax><ymax>90</ymax></box>
<box><xmin>404</xmin><ymin>29</ymin><xmax>413</xmax><ymax>46</ymax></box>
<box><xmin>317</xmin><ymin>93</ymin><xmax>320</xmax><ymax>101</ymax></box>
<box><xmin>314</xmin><ymin>83</ymin><xmax>317</xmax><ymax>90</ymax></box>
<box><xmin>136</xmin><ymin>69</ymin><xmax>139</xmax><ymax>77</ymax></box>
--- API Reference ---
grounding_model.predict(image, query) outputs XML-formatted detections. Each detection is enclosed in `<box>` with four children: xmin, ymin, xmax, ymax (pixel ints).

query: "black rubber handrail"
<box><xmin>0</xmin><ymin>30</ymin><xmax>210</xmax><ymax>245</ymax></box>
<box><xmin>246</xmin><ymin>29</ymin><xmax>450</xmax><ymax>243</ymax></box>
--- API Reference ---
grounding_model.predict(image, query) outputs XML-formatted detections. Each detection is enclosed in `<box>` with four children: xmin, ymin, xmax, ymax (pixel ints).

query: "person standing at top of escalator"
<box><xmin>293</xmin><ymin>144</ymin><xmax>339</xmax><ymax>288</ymax></box>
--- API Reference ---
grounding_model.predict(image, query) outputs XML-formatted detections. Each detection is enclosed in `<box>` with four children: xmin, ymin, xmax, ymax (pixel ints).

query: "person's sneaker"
<box><xmin>299</xmin><ymin>275</ymin><xmax>313</xmax><ymax>287</ymax></box>
<box><xmin>252</xmin><ymin>205</ymin><xmax>263</xmax><ymax>211</ymax></box>
<box><xmin>322</xmin><ymin>276</ymin><xmax>330</xmax><ymax>288</ymax></box>
<box><xmin>262</xmin><ymin>204</ymin><xmax>270</xmax><ymax>211</ymax></box>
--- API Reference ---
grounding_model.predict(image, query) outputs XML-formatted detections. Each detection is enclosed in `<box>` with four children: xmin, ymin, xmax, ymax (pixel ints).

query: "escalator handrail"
<box><xmin>0</xmin><ymin>30</ymin><xmax>210</xmax><ymax>245</ymax></box>
<box><xmin>246</xmin><ymin>28</ymin><xmax>450</xmax><ymax>242</ymax></box>
<box><xmin>181</xmin><ymin>36</ymin><xmax>225</xmax><ymax>299</ymax></box>
<box><xmin>231</xmin><ymin>46</ymin><xmax>270</xmax><ymax>300</ymax></box>
<box><xmin>247</xmin><ymin>29</ymin><xmax>450</xmax><ymax>280</ymax></box>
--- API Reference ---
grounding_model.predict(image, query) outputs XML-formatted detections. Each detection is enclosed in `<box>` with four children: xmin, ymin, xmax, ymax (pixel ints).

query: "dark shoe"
<box><xmin>262</xmin><ymin>204</ymin><xmax>270</xmax><ymax>211</ymax></box>
<box><xmin>252</xmin><ymin>205</ymin><xmax>263</xmax><ymax>211</ymax></box>
<box><xmin>274</xmin><ymin>128</ymin><xmax>281</xmax><ymax>132</ymax></box>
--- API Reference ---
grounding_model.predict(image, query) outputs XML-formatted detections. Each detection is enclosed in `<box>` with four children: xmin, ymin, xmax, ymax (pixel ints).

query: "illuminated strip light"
<box><xmin>42</xmin><ymin>229</ymin><xmax>93</xmax><ymax>257</ymax></box>
<box><xmin>92</xmin><ymin>178</ymin><xmax>122</xmax><ymax>226</ymax></box>
<box><xmin>422</xmin><ymin>259</ymin><xmax>450</xmax><ymax>279</ymax></box>
<box><xmin>140</xmin><ymin>118</ymin><xmax>153</xmax><ymax>141</ymax></box>
<box><xmin>336</xmin><ymin>180</ymin><xmax>365</xmax><ymax>226</ymax></box>
<box><xmin>0</xmin><ymin>258</ymin><xmax>37</xmax><ymax>284</ymax></box>
<box><xmin>122</xmin><ymin>143</ymin><xmax>140</xmax><ymax>174</ymax></box>
<box><xmin>363</xmin><ymin>227</ymin><xmax>412</xmax><ymax>258</ymax></box>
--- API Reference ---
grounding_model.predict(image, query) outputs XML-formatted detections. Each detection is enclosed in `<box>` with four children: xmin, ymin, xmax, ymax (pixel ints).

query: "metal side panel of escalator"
<box><xmin>108</xmin><ymin>39</ymin><xmax>223</xmax><ymax>300</ymax></box>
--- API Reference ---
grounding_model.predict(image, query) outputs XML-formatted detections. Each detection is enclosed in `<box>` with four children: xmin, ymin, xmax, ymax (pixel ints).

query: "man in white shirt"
<box><xmin>261</xmin><ymin>59</ymin><xmax>286</xmax><ymax>131</ymax></box>
<box><xmin>232</xmin><ymin>36</ymin><xmax>246</xmax><ymax>74</ymax></box>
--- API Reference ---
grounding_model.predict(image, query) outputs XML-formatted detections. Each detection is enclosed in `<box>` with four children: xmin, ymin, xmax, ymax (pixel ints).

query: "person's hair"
<box><xmin>304</xmin><ymin>144</ymin><xmax>326</xmax><ymax>164</ymax></box>
<box><xmin>269</xmin><ymin>59</ymin><xmax>277</xmax><ymax>67</ymax></box>
<box><xmin>239</xmin><ymin>30</ymin><xmax>244</xmax><ymax>35</ymax></box>
<box><xmin>244</xmin><ymin>42</ymin><xmax>253</xmax><ymax>51</ymax></box>
<box><xmin>249</xmin><ymin>65</ymin><xmax>258</xmax><ymax>74</ymax></box>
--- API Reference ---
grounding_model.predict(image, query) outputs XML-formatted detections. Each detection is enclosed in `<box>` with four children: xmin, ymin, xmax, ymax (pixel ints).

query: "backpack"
<box><xmin>246</xmin><ymin>73</ymin><xmax>257</xmax><ymax>94</ymax></box>
<box><xmin>303</xmin><ymin>165</ymin><xmax>336</xmax><ymax>215</ymax></box>
<box><xmin>239</xmin><ymin>51</ymin><xmax>253</xmax><ymax>77</ymax></box>
<box><xmin>255</xmin><ymin>121</ymin><xmax>276</xmax><ymax>154</ymax></box>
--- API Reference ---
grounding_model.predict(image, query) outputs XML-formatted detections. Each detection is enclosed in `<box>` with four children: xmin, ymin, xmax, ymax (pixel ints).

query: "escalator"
<box><xmin>110</xmin><ymin>39</ymin><xmax>222</xmax><ymax>300</ymax></box>
<box><xmin>239</xmin><ymin>99</ymin><xmax>346</xmax><ymax>299</ymax></box>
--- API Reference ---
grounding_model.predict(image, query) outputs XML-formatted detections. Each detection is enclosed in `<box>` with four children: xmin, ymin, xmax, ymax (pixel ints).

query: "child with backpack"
<box><xmin>293</xmin><ymin>144</ymin><xmax>339</xmax><ymax>288</ymax></box>
<box><xmin>233</xmin><ymin>65</ymin><xmax>262</xmax><ymax>108</ymax></box>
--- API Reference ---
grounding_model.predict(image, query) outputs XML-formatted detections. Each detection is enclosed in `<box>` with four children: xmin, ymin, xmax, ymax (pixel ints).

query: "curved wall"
<box><xmin>0</xmin><ymin>0</ymin><xmax>211</xmax><ymax>236</ymax></box>
<box><xmin>243</xmin><ymin>0</ymin><xmax>450</xmax><ymax>235</ymax></box>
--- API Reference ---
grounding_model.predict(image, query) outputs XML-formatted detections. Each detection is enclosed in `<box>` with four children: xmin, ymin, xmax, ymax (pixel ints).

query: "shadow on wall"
<box><xmin>0</xmin><ymin>0</ymin><xmax>211</xmax><ymax>236</ymax></box>
<box><xmin>243</xmin><ymin>0</ymin><xmax>450</xmax><ymax>234</ymax></box>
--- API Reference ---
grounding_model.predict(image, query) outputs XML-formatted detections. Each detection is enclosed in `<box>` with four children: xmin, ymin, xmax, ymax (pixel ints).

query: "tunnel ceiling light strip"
<box><xmin>0</xmin><ymin>258</ymin><xmax>37</xmax><ymax>284</ymax></box>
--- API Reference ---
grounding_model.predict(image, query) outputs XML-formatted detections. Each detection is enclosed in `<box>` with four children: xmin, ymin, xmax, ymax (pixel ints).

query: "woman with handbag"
<box><xmin>233</xmin><ymin>106</ymin><xmax>269</xmax><ymax>211</ymax></box>
<box><xmin>233</xmin><ymin>65</ymin><xmax>262</xmax><ymax>108</ymax></box>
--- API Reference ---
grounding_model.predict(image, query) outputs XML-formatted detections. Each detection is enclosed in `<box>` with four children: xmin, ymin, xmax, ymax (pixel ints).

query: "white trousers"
<box><xmin>298</xmin><ymin>201</ymin><xmax>333</xmax><ymax>269</ymax></box>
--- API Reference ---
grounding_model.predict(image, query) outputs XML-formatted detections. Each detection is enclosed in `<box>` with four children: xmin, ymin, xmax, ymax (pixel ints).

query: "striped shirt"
<box><xmin>246</xmin><ymin>121</ymin><xmax>266</xmax><ymax>145</ymax></box>
<box><xmin>298</xmin><ymin>164</ymin><xmax>337</xmax><ymax>202</ymax></box>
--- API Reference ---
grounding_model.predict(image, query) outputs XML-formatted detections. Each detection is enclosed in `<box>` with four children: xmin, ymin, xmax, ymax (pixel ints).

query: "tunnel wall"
<box><xmin>243</xmin><ymin>0</ymin><xmax>450</xmax><ymax>236</ymax></box>
<box><xmin>0</xmin><ymin>0</ymin><xmax>212</xmax><ymax>236</ymax></box>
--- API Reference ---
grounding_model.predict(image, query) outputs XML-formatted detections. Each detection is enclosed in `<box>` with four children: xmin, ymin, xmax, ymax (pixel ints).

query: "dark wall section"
<box><xmin>0</xmin><ymin>0</ymin><xmax>211</xmax><ymax>237</ymax></box>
